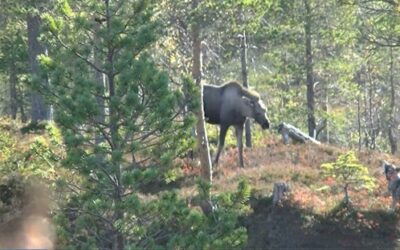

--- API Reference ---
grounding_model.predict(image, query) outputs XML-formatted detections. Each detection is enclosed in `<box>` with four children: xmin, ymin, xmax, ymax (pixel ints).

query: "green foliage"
<box><xmin>3</xmin><ymin>0</ymin><xmax>400</xmax><ymax>248</ymax></box>
<box><xmin>36</xmin><ymin>0</ymin><xmax>201</xmax><ymax>248</ymax></box>
<box><xmin>130</xmin><ymin>180</ymin><xmax>250</xmax><ymax>249</ymax></box>
<box><xmin>321</xmin><ymin>151</ymin><xmax>376</xmax><ymax>204</ymax></box>
<box><xmin>164</xmin><ymin>166</ymin><xmax>183</xmax><ymax>184</ymax></box>
<box><xmin>197</xmin><ymin>178</ymin><xmax>212</xmax><ymax>200</ymax></box>
<box><xmin>0</xmin><ymin>5</ymin><xmax>29</xmax><ymax>117</ymax></box>
<box><xmin>57</xmin><ymin>178</ymin><xmax>250</xmax><ymax>249</ymax></box>
<box><xmin>0</xmin><ymin>119</ymin><xmax>67</xmax><ymax>235</ymax></box>
<box><xmin>0</xmin><ymin>119</ymin><xmax>63</xmax><ymax>180</ymax></box>
<box><xmin>0</xmin><ymin>128</ymin><xmax>16</xmax><ymax>162</ymax></box>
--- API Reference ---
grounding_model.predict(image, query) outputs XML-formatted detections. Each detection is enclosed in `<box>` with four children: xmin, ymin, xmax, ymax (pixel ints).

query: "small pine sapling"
<box><xmin>321</xmin><ymin>151</ymin><xmax>375</xmax><ymax>206</ymax></box>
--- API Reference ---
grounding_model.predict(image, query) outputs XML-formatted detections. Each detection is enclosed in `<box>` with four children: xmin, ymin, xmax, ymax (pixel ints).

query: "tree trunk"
<box><xmin>318</xmin><ymin>85</ymin><xmax>329</xmax><ymax>142</ymax></box>
<box><xmin>303</xmin><ymin>0</ymin><xmax>316</xmax><ymax>138</ymax></box>
<box><xmin>27</xmin><ymin>13</ymin><xmax>49</xmax><ymax>122</ymax></box>
<box><xmin>357</xmin><ymin>94</ymin><xmax>362</xmax><ymax>150</ymax></box>
<box><xmin>109</xmin><ymin>45</ymin><xmax>124</xmax><ymax>250</ymax></box>
<box><xmin>364</xmin><ymin>80</ymin><xmax>369</xmax><ymax>148</ymax></box>
<box><xmin>9</xmin><ymin>65</ymin><xmax>18</xmax><ymax>120</ymax></box>
<box><xmin>389</xmin><ymin>127</ymin><xmax>397</xmax><ymax>154</ymax></box>
<box><xmin>94</xmin><ymin>23</ymin><xmax>106</xmax><ymax>145</ymax></box>
<box><xmin>105</xmin><ymin>1</ymin><xmax>124</xmax><ymax>249</ymax></box>
<box><xmin>18</xmin><ymin>85</ymin><xmax>27</xmax><ymax>123</ymax></box>
<box><xmin>240</xmin><ymin>31</ymin><xmax>252</xmax><ymax>148</ymax></box>
<box><xmin>108</xmin><ymin>73</ymin><xmax>123</xmax><ymax>250</ymax></box>
<box><xmin>192</xmin><ymin>0</ymin><xmax>213</xmax><ymax>185</ymax></box>
<box><xmin>388</xmin><ymin>46</ymin><xmax>397</xmax><ymax>154</ymax></box>
<box><xmin>355</xmin><ymin>66</ymin><xmax>366</xmax><ymax>150</ymax></box>
<box><xmin>369</xmin><ymin>80</ymin><xmax>376</xmax><ymax>150</ymax></box>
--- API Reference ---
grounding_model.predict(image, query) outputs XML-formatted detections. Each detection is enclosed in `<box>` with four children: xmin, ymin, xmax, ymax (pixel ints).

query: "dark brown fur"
<box><xmin>203</xmin><ymin>81</ymin><xmax>270</xmax><ymax>167</ymax></box>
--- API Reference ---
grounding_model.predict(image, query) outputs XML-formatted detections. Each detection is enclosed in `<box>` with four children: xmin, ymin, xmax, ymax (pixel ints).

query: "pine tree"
<box><xmin>39</xmin><ymin>0</ymin><xmax>195</xmax><ymax>248</ymax></box>
<box><xmin>321</xmin><ymin>151</ymin><xmax>376</xmax><ymax>205</ymax></box>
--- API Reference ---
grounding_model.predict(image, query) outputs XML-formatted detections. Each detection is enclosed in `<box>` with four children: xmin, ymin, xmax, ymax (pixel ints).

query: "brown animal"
<box><xmin>203</xmin><ymin>81</ymin><xmax>270</xmax><ymax>167</ymax></box>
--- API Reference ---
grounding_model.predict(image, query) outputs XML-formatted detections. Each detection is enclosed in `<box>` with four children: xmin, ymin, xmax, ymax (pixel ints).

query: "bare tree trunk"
<box><xmin>9</xmin><ymin>65</ymin><xmax>18</xmax><ymax>120</ymax></box>
<box><xmin>356</xmin><ymin>66</ymin><xmax>368</xmax><ymax>150</ymax></box>
<box><xmin>240</xmin><ymin>31</ymin><xmax>252</xmax><ymax>148</ymax></box>
<box><xmin>303</xmin><ymin>0</ymin><xmax>316</xmax><ymax>138</ymax></box>
<box><xmin>192</xmin><ymin>0</ymin><xmax>212</xmax><ymax>186</ymax></box>
<box><xmin>17</xmin><ymin>84</ymin><xmax>28</xmax><ymax>123</ymax></box>
<box><xmin>27</xmin><ymin>13</ymin><xmax>49</xmax><ymax>122</ymax></box>
<box><xmin>357</xmin><ymin>94</ymin><xmax>362</xmax><ymax>150</ymax></box>
<box><xmin>355</xmin><ymin>68</ymin><xmax>364</xmax><ymax>150</ymax></box>
<box><xmin>364</xmin><ymin>80</ymin><xmax>369</xmax><ymax>149</ymax></box>
<box><xmin>326</xmin><ymin>94</ymin><xmax>329</xmax><ymax>143</ymax></box>
<box><xmin>94</xmin><ymin>24</ymin><xmax>106</xmax><ymax>145</ymax></box>
<box><xmin>369</xmin><ymin>80</ymin><xmax>376</xmax><ymax>150</ymax></box>
<box><xmin>388</xmin><ymin>46</ymin><xmax>397</xmax><ymax>154</ymax></box>
<box><xmin>389</xmin><ymin>126</ymin><xmax>397</xmax><ymax>154</ymax></box>
<box><xmin>317</xmin><ymin>84</ymin><xmax>329</xmax><ymax>142</ymax></box>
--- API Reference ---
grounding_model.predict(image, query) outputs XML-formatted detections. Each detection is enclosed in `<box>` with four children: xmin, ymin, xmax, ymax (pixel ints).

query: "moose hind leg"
<box><xmin>390</xmin><ymin>197</ymin><xmax>397</xmax><ymax>212</ymax></box>
<box><xmin>214</xmin><ymin>125</ymin><xmax>229</xmax><ymax>166</ymax></box>
<box><xmin>235</xmin><ymin>125</ymin><xmax>244</xmax><ymax>167</ymax></box>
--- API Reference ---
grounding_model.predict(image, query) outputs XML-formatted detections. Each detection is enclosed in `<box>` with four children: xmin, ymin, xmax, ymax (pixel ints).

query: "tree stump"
<box><xmin>272</xmin><ymin>182</ymin><xmax>290</xmax><ymax>206</ymax></box>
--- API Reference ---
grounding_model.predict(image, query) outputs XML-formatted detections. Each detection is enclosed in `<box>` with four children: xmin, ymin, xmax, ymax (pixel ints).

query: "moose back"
<box><xmin>203</xmin><ymin>81</ymin><xmax>270</xmax><ymax>167</ymax></box>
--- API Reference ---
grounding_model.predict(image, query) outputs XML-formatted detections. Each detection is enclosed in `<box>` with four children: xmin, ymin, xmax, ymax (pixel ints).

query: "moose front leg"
<box><xmin>215</xmin><ymin>125</ymin><xmax>229</xmax><ymax>166</ymax></box>
<box><xmin>235</xmin><ymin>124</ymin><xmax>244</xmax><ymax>167</ymax></box>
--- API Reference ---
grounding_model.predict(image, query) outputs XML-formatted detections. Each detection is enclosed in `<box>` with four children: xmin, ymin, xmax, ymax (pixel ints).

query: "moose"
<box><xmin>203</xmin><ymin>81</ymin><xmax>270</xmax><ymax>167</ymax></box>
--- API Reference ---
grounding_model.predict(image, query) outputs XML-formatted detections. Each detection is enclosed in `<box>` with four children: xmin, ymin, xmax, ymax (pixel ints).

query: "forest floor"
<box><xmin>177</xmin><ymin>135</ymin><xmax>400</xmax><ymax>249</ymax></box>
<box><xmin>3</xmin><ymin>120</ymin><xmax>400</xmax><ymax>249</ymax></box>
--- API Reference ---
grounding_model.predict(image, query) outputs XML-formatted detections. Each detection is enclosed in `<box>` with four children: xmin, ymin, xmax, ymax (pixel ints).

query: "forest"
<box><xmin>1</xmin><ymin>0</ymin><xmax>400</xmax><ymax>249</ymax></box>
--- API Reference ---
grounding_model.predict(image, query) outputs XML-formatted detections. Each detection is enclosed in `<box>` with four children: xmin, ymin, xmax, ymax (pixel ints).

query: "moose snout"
<box><xmin>261</xmin><ymin>116</ymin><xmax>270</xmax><ymax>129</ymax></box>
<box><xmin>255</xmin><ymin>113</ymin><xmax>270</xmax><ymax>129</ymax></box>
<box><xmin>262</xmin><ymin>121</ymin><xmax>270</xmax><ymax>129</ymax></box>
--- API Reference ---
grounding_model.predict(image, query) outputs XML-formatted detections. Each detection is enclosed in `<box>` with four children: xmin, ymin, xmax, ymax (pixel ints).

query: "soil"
<box><xmin>245</xmin><ymin>197</ymin><xmax>400</xmax><ymax>249</ymax></box>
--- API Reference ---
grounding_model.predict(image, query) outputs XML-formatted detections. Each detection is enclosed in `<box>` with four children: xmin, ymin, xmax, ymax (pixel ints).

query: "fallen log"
<box><xmin>277</xmin><ymin>123</ymin><xmax>321</xmax><ymax>145</ymax></box>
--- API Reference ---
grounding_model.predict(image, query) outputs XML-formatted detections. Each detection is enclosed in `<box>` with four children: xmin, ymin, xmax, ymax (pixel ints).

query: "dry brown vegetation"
<box><xmin>177</xmin><ymin>134</ymin><xmax>400</xmax><ymax>249</ymax></box>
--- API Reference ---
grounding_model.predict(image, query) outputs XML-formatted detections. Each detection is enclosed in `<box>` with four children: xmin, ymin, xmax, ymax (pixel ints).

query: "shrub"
<box><xmin>321</xmin><ymin>151</ymin><xmax>376</xmax><ymax>205</ymax></box>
